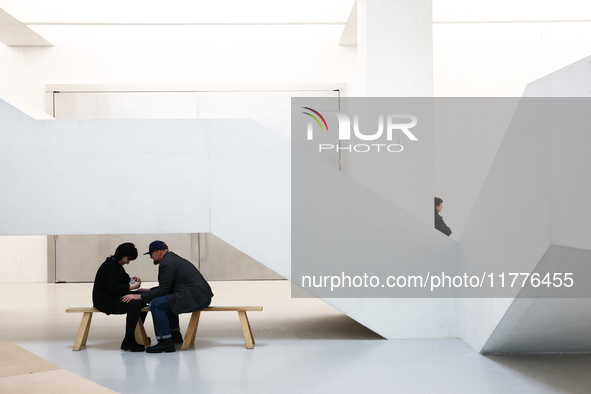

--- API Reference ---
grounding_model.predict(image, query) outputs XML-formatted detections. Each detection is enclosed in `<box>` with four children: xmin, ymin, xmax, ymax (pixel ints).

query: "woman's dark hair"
<box><xmin>435</xmin><ymin>197</ymin><xmax>443</xmax><ymax>216</ymax></box>
<box><xmin>435</xmin><ymin>197</ymin><xmax>443</xmax><ymax>208</ymax></box>
<box><xmin>111</xmin><ymin>242</ymin><xmax>138</xmax><ymax>262</ymax></box>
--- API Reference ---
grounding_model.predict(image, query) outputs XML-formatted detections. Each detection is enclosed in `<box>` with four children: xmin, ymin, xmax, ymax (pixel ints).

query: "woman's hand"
<box><xmin>122</xmin><ymin>293</ymin><xmax>142</xmax><ymax>303</ymax></box>
<box><xmin>132</xmin><ymin>277</ymin><xmax>142</xmax><ymax>286</ymax></box>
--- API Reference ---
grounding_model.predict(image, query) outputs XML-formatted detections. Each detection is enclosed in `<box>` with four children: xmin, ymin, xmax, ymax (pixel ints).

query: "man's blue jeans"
<box><xmin>149</xmin><ymin>296</ymin><xmax>211</xmax><ymax>340</ymax></box>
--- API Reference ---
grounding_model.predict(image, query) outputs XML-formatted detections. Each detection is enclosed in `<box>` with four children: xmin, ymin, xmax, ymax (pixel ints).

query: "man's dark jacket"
<box><xmin>93</xmin><ymin>258</ymin><xmax>132</xmax><ymax>314</ymax></box>
<box><xmin>141</xmin><ymin>251</ymin><xmax>213</xmax><ymax>314</ymax></box>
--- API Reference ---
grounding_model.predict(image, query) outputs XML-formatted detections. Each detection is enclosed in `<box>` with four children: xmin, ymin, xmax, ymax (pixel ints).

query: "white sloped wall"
<box><xmin>461</xmin><ymin>54</ymin><xmax>591</xmax><ymax>353</ymax></box>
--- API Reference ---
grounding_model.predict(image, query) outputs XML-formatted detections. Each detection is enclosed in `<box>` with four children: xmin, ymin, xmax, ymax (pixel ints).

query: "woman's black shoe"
<box><xmin>121</xmin><ymin>338</ymin><xmax>145</xmax><ymax>352</ymax></box>
<box><xmin>171</xmin><ymin>331</ymin><xmax>183</xmax><ymax>343</ymax></box>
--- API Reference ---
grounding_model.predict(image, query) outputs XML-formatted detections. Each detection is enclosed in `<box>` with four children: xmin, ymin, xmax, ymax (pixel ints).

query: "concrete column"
<box><xmin>345</xmin><ymin>1</ymin><xmax>434</xmax><ymax>226</ymax></box>
<box><xmin>357</xmin><ymin>0</ymin><xmax>433</xmax><ymax>97</ymax></box>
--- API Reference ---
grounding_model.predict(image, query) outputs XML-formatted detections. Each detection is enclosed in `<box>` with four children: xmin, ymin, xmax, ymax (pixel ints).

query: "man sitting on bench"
<box><xmin>123</xmin><ymin>240</ymin><xmax>213</xmax><ymax>353</ymax></box>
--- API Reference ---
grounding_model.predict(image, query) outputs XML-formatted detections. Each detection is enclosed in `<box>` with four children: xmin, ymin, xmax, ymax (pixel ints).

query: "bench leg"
<box><xmin>238</xmin><ymin>311</ymin><xmax>255</xmax><ymax>349</ymax></box>
<box><xmin>73</xmin><ymin>312</ymin><xmax>93</xmax><ymax>351</ymax></box>
<box><xmin>135</xmin><ymin>318</ymin><xmax>150</xmax><ymax>346</ymax></box>
<box><xmin>189</xmin><ymin>311</ymin><xmax>200</xmax><ymax>346</ymax></box>
<box><xmin>182</xmin><ymin>311</ymin><xmax>201</xmax><ymax>350</ymax></box>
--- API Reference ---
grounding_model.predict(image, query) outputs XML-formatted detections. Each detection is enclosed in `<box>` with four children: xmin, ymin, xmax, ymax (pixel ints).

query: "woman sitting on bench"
<box><xmin>92</xmin><ymin>242</ymin><xmax>149</xmax><ymax>352</ymax></box>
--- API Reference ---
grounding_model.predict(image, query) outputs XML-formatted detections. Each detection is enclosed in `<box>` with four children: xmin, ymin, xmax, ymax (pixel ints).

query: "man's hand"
<box><xmin>122</xmin><ymin>293</ymin><xmax>142</xmax><ymax>303</ymax></box>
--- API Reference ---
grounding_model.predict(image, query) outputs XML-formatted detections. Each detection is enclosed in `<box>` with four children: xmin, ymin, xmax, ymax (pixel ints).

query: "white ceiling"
<box><xmin>1</xmin><ymin>0</ymin><xmax>590</xmax><ymax>25</ymax></box>
<box><xmin>1</xmin><ymin>0</ymin><xmax>590</xmax><ymax>48</ymax></box>
<box><xmin>433</xmin><ymin>0</ymin><xmax>591</xmax><ymax>22</ymax></box>
<box><xmin>0</xmin><ymin>0</ymin><xmax>355</xmax><ymax>24</ymax></box>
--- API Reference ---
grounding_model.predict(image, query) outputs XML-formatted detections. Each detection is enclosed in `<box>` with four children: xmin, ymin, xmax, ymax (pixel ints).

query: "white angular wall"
<box><xmin>461</xmin><ymin>54</ymin><xmax>591</xmax><ymax>353</ymax></box>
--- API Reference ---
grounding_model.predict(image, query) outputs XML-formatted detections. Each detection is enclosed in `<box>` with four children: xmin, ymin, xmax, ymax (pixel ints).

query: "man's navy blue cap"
<box><xmin>144</xmin><ymin>240</ymin><xmax>167</xmax><ymax>255</ymax></box>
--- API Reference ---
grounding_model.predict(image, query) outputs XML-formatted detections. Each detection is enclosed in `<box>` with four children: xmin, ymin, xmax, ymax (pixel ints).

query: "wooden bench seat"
<box><xmin>66</xmin><ymin>305</ymin><xmax>263</xmax><ymax>351</ymax></box>
<box><xmin>182</xmin><ymin>306</ymin><xmax>263</xmax><ymax>350</ymax></box>
<box><xmin>65</xmin><ymin>307</ymin><xmax>150</xmax><ymax>351</ymax></box>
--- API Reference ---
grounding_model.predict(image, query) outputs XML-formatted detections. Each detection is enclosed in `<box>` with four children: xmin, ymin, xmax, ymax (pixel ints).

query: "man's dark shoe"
<box><xmin>146</xmin><ymin>338</ymin><xmax>176</xmax><ymax>353</ymax></box>
<box><xmin>171</xmin><ymin>331</ymin><xmax>183</xmax><ymax>344</ymax></box>
<box><xmin>121</xmin><ymin>338</ymin><xmax>145</xmax><ymax>352</ymax></box>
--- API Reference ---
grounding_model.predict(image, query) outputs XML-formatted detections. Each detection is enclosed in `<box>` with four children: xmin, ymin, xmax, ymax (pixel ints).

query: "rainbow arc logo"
<box><xmin>301</xmin><ymin>107</ymin><xmax>329</xmax><ymax>131</ymax></box>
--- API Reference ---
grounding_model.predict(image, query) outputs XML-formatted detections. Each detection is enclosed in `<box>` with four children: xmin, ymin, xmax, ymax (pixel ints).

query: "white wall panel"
<box><xmin>0</xmin><ymin>41</ymin><xmax>49</xmax><ymax>284</ymax></box>
<box><xmin>0</xmin><ymin>43</ymin><xmax>19</xmax><ymax>98</ymax></box>
<box><xmin>209</xmin><ymin>120</ymin><xmax>291</xmax><ymax>278</ymax></box>
<box><xmin>0</xmin><ymin>101</ymin><xmax>211</xmax><ymax>236</ymax></box>
<box><xmin>54</xmin><ymin>92</ymin><xmax>199</xmax><ymax>119</ymax></box>
<box><xmin>20</xmin><ymin>235</ymin><xmax>47</xmax><ymax>282</ymax></box>
<box><xmin>0</xmin><ymin>236</ymin><xmax>23</xmax><ymax>282</ymax></box>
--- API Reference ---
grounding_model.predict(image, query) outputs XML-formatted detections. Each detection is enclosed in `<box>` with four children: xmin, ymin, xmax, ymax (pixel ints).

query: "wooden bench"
<box><xmin>65</xmin><ymin>307</ymin><xmax>150</xmax><ymax>351</ymax></box>
<box><xmin>66</xmin><ymin>305</ymin><xmax>263</xmax><ymax>351</ymax></box>
<box><xmin>181</xmin><ymin>306</ymin><xmax>263</xmax><ymax>350</ymax></box>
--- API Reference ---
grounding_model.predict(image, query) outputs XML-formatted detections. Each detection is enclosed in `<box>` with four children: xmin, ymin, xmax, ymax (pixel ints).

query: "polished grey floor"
<box><xmin>2</xmin><ymin>281</ymin><xmax>591</xmax><ymax>394</ymax></box>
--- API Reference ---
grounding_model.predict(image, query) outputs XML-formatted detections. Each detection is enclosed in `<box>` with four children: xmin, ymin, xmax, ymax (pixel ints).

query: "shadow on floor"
<box><xmin>484</xmin><ymin>353</ymin><xmax>591</xmax><ymax>394</ymax></box>
<box><xmin>252</xmin><ymin>313</ymin><xmax>385</xmax><ymax>340</ymax></box>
